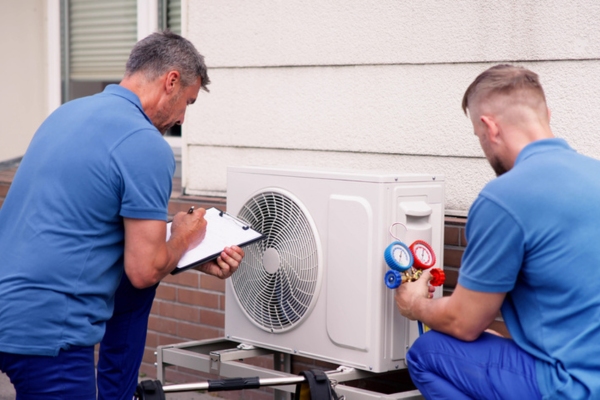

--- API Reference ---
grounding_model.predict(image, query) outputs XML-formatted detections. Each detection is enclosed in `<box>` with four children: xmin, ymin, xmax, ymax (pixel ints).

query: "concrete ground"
<box><xmin>0</xmin><ymin>371</ymin><xmax>217</xmax><ymax>399</ymax></box>
<box><xmin>0</xmin><ymin>372</ymin><xmax>14</xmax><ymax>400</ymax></box>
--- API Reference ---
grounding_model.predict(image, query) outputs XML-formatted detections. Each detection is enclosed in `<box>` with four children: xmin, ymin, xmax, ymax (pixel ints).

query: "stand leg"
<box><xmin>274</xmin><ymin>352</ymin><xmax>292</xmax><ymax>400</ymax></box>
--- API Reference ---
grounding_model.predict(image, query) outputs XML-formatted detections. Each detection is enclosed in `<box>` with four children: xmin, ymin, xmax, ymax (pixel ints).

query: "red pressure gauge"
<box><xmin>410</xmin><ymin>240</ymin><xmax>436</xmax><ymax>270</ymax></box>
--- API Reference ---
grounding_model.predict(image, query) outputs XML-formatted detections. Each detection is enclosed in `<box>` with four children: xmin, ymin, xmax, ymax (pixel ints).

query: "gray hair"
<box><xmin>125</xmin><ymin>30</ymin><xmax>210</xmax><ymax>92</ymax></box>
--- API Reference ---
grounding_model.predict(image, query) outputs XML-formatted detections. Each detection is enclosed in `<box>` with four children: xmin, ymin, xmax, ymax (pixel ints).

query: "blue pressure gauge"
<box><xmin>384</xmin><ymin>241</ymin><xmax>413</xmax><ymax>272</ymax></box>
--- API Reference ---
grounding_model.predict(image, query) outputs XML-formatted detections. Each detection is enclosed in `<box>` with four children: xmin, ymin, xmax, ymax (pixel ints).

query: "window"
<box><xmin>159</xmin><ymin>0</ymin><xmax>181</xmax><ymax>35</ymax></box>
<box><xmin>62</xmin><ymin>0</ymin><xmax>181</xmax><ymax>103</ymax></box>
<box><xmin>61</xmin><ymin>0</ymin><xmax>137</xmax><ymax>102</ymax></box>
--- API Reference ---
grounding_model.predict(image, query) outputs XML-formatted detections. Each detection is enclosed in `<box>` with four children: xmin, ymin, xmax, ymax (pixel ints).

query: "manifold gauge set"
<box><xmin>383</xmin><ymin>227</ymin><xmax>445</xmax><ymax>289</ymax></box>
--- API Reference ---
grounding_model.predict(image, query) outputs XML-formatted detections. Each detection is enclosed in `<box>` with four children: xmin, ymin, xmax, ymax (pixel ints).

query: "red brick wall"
<box><xmin>0</xmin><ymin>167</ymin><xmax>14</xmax><ymax>208</ymax></box>
<box><xmin>443</xmin><ymin>217</ymin><xmax>467</xmax><ymax>296</ymax></box>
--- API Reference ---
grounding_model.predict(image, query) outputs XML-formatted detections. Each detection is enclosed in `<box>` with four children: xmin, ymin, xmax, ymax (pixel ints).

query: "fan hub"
<box><xmin>262</xmin><ymin>247</ymin><xmax>281</xmax><ymax>274</ymax></box>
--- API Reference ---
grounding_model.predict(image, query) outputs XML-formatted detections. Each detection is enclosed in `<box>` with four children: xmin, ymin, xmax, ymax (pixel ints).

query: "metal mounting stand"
<box><xmin>155</xmin><ymin>338</ymin><xmax>423</xmax><ymax>400</ymax></box>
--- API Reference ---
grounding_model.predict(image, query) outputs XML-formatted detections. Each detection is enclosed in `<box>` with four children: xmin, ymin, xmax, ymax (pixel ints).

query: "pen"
<box><xmin>187</xmin><ymin>206</ymin><xmax>195</xmax><ymax>214</ymax></box>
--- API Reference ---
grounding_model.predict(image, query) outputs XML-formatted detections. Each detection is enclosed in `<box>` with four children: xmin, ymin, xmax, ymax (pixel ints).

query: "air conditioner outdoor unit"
<box><xmin>225</xmin><ymin>166</ymin><xmax>445</xmax><ymax>373</ymax></box>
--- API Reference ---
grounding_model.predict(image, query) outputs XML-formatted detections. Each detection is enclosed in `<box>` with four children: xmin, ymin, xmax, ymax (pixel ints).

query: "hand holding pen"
<box><xmin>170</xmin><ymin>206</ymin><xmax>207</xmax><ymax>249</ymax></box>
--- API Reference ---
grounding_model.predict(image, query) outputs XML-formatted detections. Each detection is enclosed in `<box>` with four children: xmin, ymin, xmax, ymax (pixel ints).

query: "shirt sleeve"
<box><xmin>110</xmin><ymin>129</ymin><xmax>175</xmax><ymax>221</ymax></box>
<box><xmin>458</xmin><ymin>195</ymin><xmax>525</xmax><ymax>293</ymax></box>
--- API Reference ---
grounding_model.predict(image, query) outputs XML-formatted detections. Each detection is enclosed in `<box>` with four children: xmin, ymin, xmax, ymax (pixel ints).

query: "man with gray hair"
<box><xmin>396</xmin><ymin>64</ymin><xmax>600</xmax><ymax>399</ymax></box>
<box><xmin>0</xmin><ymin>31</ymin><xmax>244</xmax><ymax>399</ymax></box>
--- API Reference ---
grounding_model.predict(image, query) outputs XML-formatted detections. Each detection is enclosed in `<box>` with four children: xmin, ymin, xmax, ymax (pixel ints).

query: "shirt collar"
<box><xmin>102</xmin><ymin>84</ymin><xmax>153</xmax><ymax>126</ymax></box>
<box><xmin>515</xmin><ymin>138</ymin><xmax>572</xmax><ymax>166</ymax></box>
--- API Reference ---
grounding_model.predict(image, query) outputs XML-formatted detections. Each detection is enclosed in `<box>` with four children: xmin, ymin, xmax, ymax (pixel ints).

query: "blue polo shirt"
<box><xmin>459</xmin><ymin>138</ymin><xmax>600</xmax><ymax>399</ymax></box>
<box><xmin>0</xmin><ymin>85</ymin><xmax>174</xmax><ymax>356</ymax></box>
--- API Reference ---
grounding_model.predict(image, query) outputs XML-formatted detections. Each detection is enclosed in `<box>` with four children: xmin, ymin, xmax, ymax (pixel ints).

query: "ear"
<box><xmin>164</xmin><ymin>70</ymin><xmax>180</xmax><ymax>94</ymax></box>
<box><xmin>480</xmin><ymin>115</ymin><xmax>501</xmax><ymax>144</ymax></box>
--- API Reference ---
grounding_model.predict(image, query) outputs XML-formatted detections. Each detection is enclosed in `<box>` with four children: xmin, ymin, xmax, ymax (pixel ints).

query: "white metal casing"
<box><xmin>225</xmin><ymin>166</ymin><xmax>445</xmax><ymax>372</ymax></box>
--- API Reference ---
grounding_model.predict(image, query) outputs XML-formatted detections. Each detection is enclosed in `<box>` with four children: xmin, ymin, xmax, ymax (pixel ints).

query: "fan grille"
<box><xmin>231</xmin><ymin>191</ymin><xmax>320</xmax><ymax>332</ymax></box>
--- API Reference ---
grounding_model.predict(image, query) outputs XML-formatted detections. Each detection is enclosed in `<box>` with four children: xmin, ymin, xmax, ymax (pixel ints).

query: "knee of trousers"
<box><xmin>406</xmin><ymin>330</ymin><xmax>447</xmax><ymax>371</ymax></box>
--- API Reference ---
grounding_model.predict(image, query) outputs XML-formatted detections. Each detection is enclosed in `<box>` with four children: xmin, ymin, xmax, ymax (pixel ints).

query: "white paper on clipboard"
<box><xmin>166</xmin><ymin>207</ymin><xmax>264</xmax><ymax>274</ymax></box>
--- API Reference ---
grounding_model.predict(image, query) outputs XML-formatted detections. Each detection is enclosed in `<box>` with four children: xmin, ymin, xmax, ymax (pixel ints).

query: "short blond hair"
<box><xmin>462</xmin><ymin>64</ymin><xmax>546</xmax><ymax>115</ymax></box>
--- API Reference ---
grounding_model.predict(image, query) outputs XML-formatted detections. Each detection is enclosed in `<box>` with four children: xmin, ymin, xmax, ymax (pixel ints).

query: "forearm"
<box><xmin>411</xmin><ymin>296</ymin><xmax>484</xmax><ymax>341</ymax></box>
<box><xmin>124</xmin><ymin>241</ymin><xmax>181</xmax><ymax>289</ymax></box>
<box><xmin>396</xmin><ymin>280</ymin><xmax>505</xmax><ymax>342</ymax></box>
<box><xmin>138</xmin><ymin>234</ymin><xmax>191</xmax><ymax>286</ymax></box>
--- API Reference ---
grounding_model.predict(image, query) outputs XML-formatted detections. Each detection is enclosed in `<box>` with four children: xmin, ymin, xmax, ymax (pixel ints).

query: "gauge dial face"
<box><xmin>414</xmin><ymin>245</ymin><xmax>432</xmax><ymax>263</ymax></box>
<box><xmin>384</xmin><ymin>241</ymin><xmax>413</xmax><ymax>272</ymax></box>
<box><xmin>392</xmin><ymin>245</ymin><xmax>412</xmax><ymax>267</ymax></box>
<box><xmin>410</xmin><ymin>241</ymin><xmax>436</xmax><ymax>269</ymax></box>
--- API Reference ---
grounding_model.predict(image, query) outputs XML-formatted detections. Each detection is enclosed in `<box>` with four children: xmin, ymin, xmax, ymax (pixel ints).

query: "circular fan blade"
<box><xmin>231</xmin><ymin>191</ymin><xmax>321</xmax><ymax>332</ymax></box>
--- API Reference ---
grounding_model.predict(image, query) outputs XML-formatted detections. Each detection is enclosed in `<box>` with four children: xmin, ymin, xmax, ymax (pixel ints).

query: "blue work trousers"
<box><xmin>0</xmin><ymin>346</ymin><xmax>96</xmax><ymax>399</ymax></box>
<box><xmin>407</xmin><ymin>330</ymin><xmax>542</xmax><ymax>400</ymax></box>
<box><xmin>97</xmin><ymin>274</ymin><xmax>158</xmax><ymax>400</ymax></box>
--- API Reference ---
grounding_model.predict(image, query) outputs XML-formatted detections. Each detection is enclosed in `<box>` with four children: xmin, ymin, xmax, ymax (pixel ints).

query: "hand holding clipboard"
<box><xmin>167</xmin><ymin>207</ymin><xmax>264</xmax><ymax>275</ymax></box>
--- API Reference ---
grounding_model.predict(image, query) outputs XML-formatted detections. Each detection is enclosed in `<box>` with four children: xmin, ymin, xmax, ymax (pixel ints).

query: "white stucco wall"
<box><xmin>182</xmin><ymin>0</ymin><xmax>600</xmax><ymax>215</ymax></box>
<box><xmin>0</xmin><ymin>0</ymin><xmax>49</xmax><ymax>162</ymax></box>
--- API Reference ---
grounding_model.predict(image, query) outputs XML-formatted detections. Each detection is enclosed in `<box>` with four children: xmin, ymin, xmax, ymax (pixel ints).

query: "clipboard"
<box><xmin>167</xmin><ymin>207</ymin><xmax>265</xmax><ymax>275</ymax></box>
